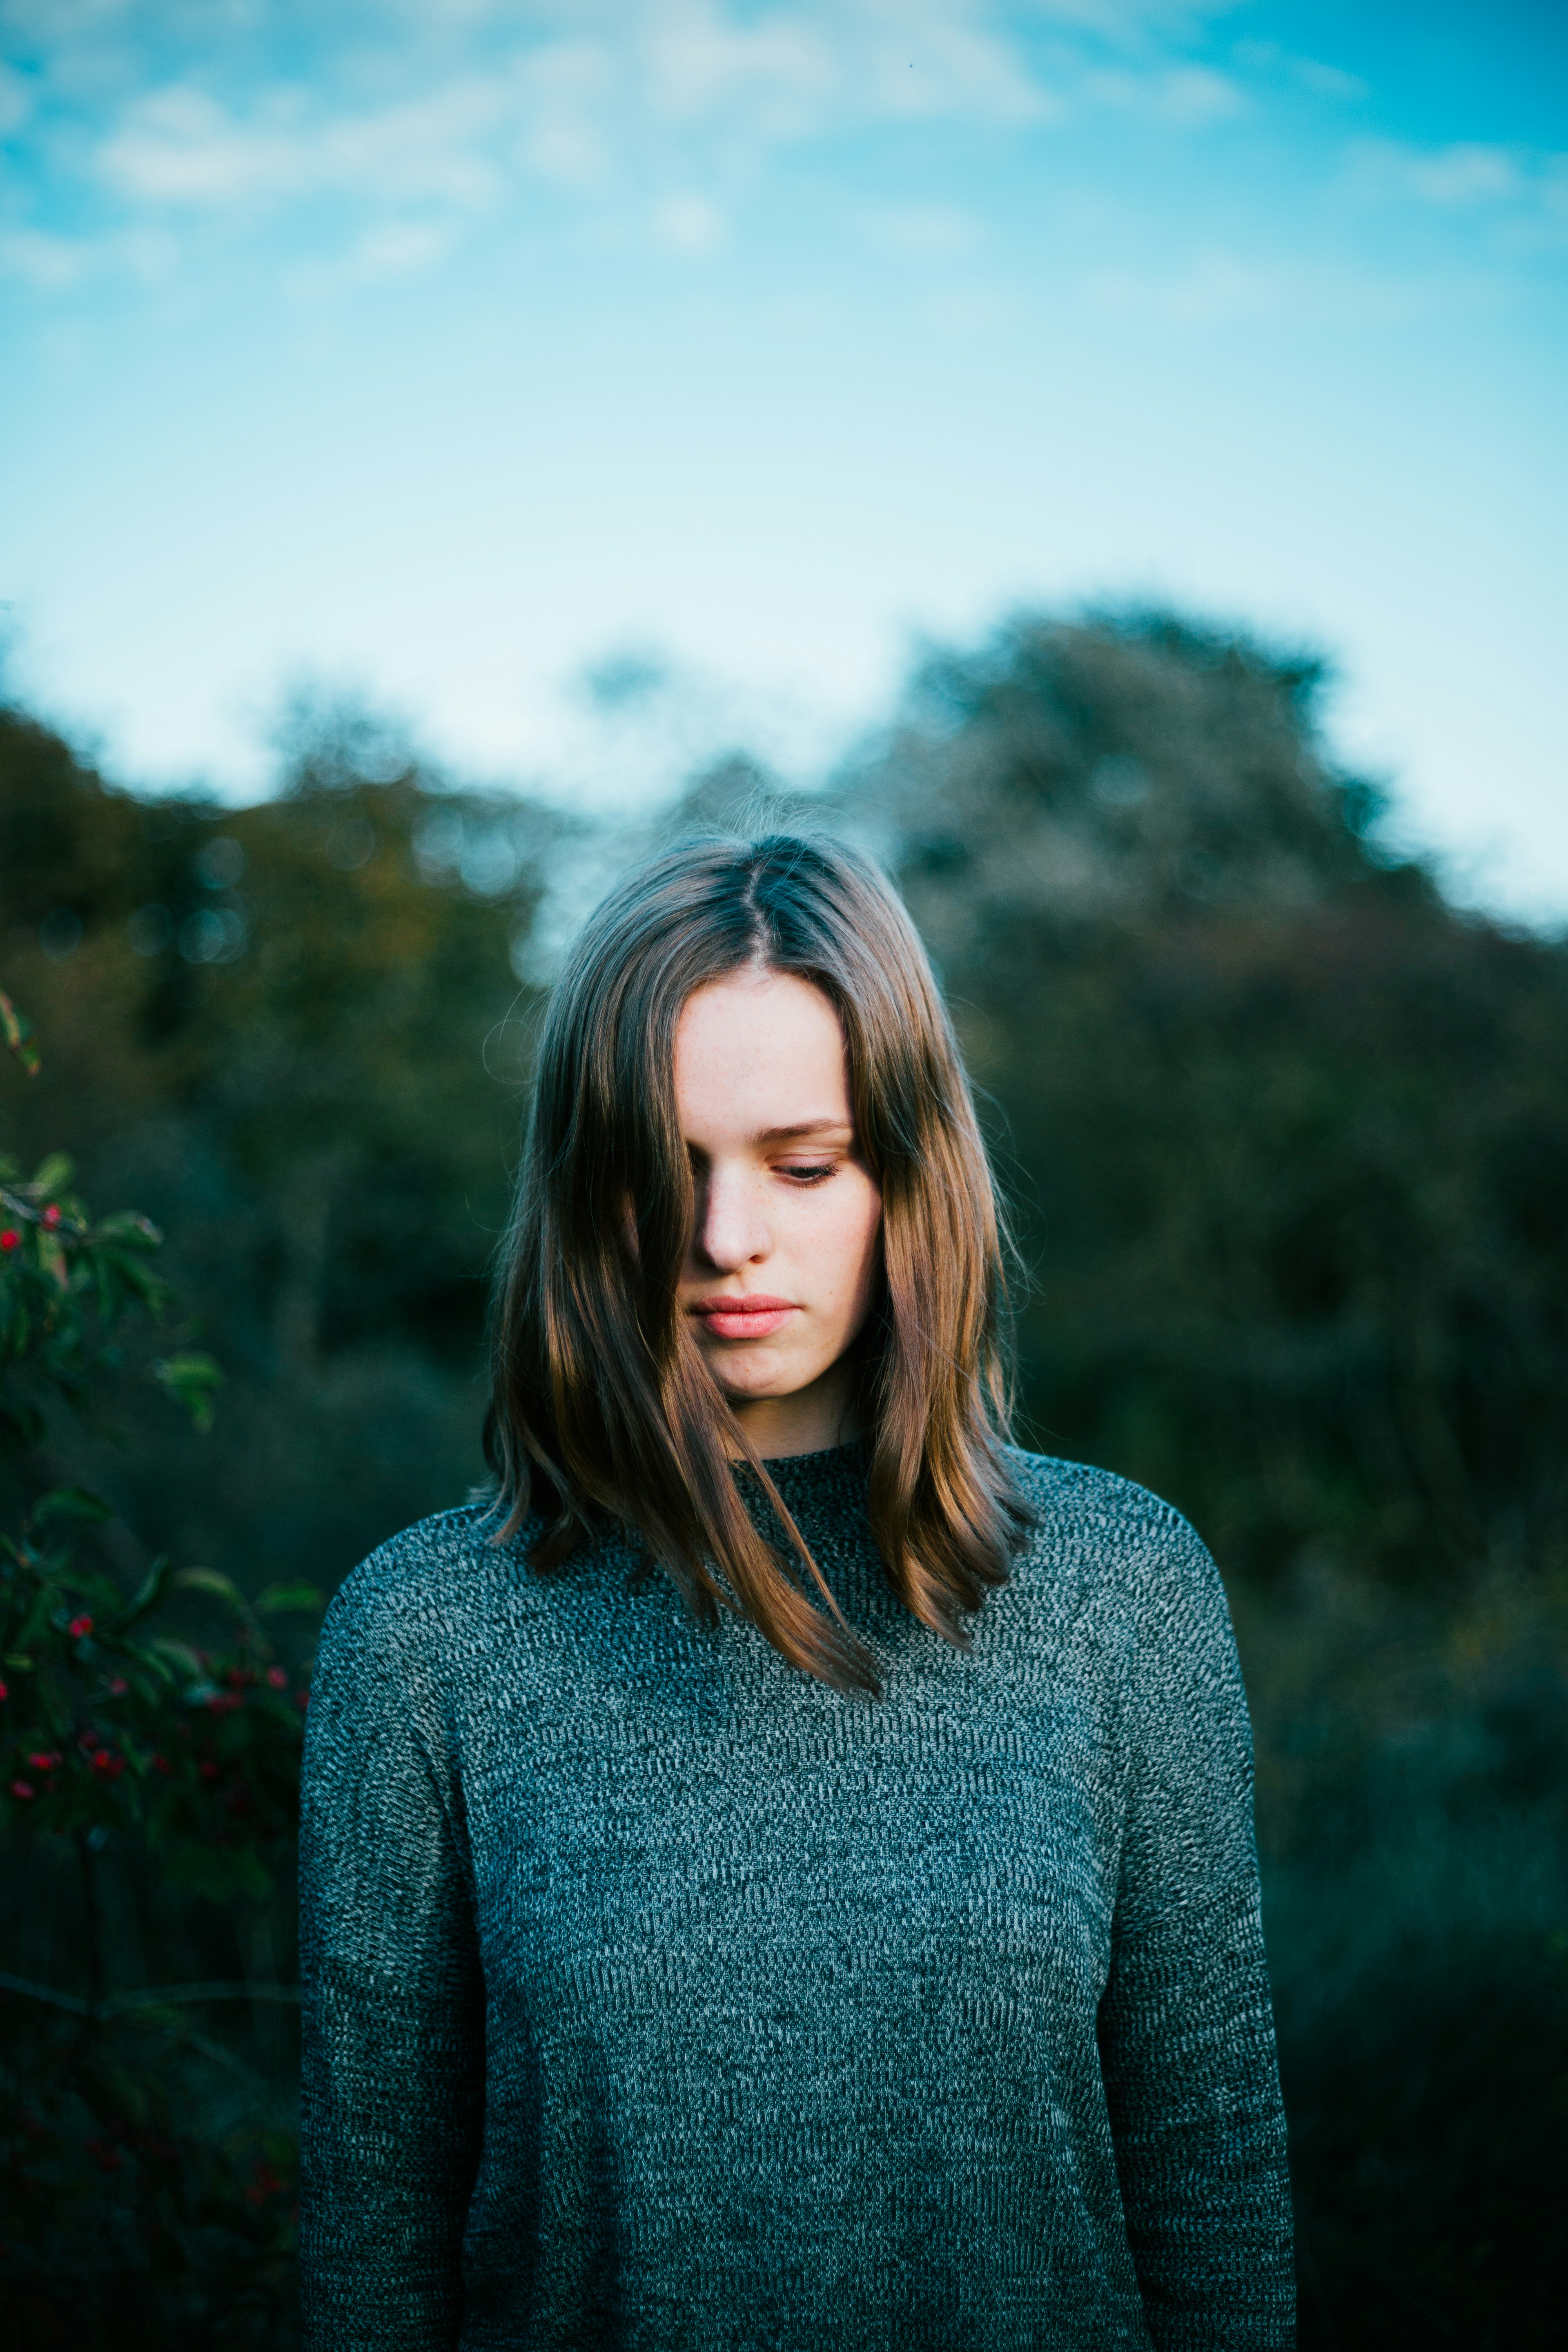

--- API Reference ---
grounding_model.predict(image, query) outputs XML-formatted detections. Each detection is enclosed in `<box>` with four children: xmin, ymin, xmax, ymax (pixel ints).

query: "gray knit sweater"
<box><xmin>298</xmin><ymin>1444</ymin><xmax>1294</xmax><ymax>2350</ymax></box>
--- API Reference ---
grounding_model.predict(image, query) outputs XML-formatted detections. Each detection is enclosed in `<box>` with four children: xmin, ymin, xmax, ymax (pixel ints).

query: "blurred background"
<box><xmin>2</xmin><ymin>3</ymin><xmax>1564</xmax><ymax>2346</ymax></box>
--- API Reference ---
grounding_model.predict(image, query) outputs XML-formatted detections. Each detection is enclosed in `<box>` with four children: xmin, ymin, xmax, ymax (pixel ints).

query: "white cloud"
<box><xmin>856</xmin><ymin>1</ymin><xmax>1058</xmax><ymax>125</ymax></box>
<box><xmin>514</xmin><ymin>39</ymin><xmax>615</xmax><ymax>188</ymax></box>
<box><xmin>0</xmin><ymin>61</ymin><xmax>36</xmax><ymax>135</ymax></box>
<box><xmin>1087</xmin><ymin>63</ymin><xmax>1245</xmax><ymax>126</ymax></box>
<box><xmin>0</xmin><ymin>225</ymin><xmax>95</xmax><ymax>288</ymax></box>
<box><xmin>40</xmin><ymin>1</ymin><xmax>1060</xmax><ymax>207</ymax></box>
<box><xmin>1345</xmin><ymin>139</ymin><xmax>1568</xmax><ymax>243</ymax></box>
<box><xmin>1404</xmin><ymin>143</ymin><xmax>1522</xmax><ymax>207</ymax></box>
<box><xmin>650</xmin><ymin>189</ymin><xmax>726</xmax><ymax>252</ymax></box>
<box><xmin>1089</xmin><ymin>248</ymin><xmax>1284</xmax><ymax>322</ymax></box>
<box><xmin>641</xmin><ymin>0</ymin><xmax>835</xmax><ymax>125</ymax></box>
<box><xmin>1289</xmin><ymin>57</ymin><xmax>1368</xmax><ymax>105</ymax></box>
<box><xmin>0</xmin><ymin>219</ymin><xmax>175</xmax><ymax>287</ymax></box>
<box><xmin>1013</xmin><ymin>1</ymin><xmax>1239</xmax><ymax>35</ymax></box>
<box><xmin>1086</xmin><ymin>247</ymin><xmax>1443</xmax><ymax>330</ymax></box>
<box><xmin>0</xmin><ymin>0</ymin><xmax>1059</xmax><ymax>298</ymax></box>
<box><xmin>97</xmin><ymin>78</ymin><xmax>509</xmax><ymax>211</ymax></box>
<box><xmin>1231</xmin><ymin>41</ymin><xmax>1368</xmax><ymax>105</ymax></box>
<box><xmin>342</xmin><ymin>218</ymin><xmax>459</xmax><ymax>278</ymax></box>
<box><xmin>283</xmin><ymin>216</ymin><xmax>461</xmax><ymax>298</ymax></box>
<box><xmin>862</xmin><ymin>202</ymin><xmax>982</xmax><ymax>257</ymax></box>
<box><xmin>0</xmin><ymin>0</ymin><xmax>1076</xmax><ymax>303</ymax></box>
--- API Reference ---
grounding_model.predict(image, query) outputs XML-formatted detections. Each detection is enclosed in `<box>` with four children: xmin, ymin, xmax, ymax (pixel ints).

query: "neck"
<box><xmin>728</xmin><ymin>1359</ymin><xmax>859</xmax><ymax>1462</ymax></box>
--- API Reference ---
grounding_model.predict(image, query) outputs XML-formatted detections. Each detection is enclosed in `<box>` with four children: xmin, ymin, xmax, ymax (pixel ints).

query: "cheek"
<box><xmin>812</xmin><ymin>1178</ymin><xmax>882</xmax><ymax>1309</ymax></box>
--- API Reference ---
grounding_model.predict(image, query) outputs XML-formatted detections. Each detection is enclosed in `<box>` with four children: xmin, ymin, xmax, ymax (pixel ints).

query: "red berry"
<box><xmin>0</xmin><ymin>1680</ymin><xmax>9</xmax><ymax>1702</ymax></box>
<box><xmin>151</xmin><ymin>1753</ymin><xmax>172</xmax><ymax>1775</ymax></box>
<box><xmin>25</xmin><ymin>1752</ymin><xmax>59</xmax><ymax>1772</ymax></box>
<box><xmin>266</xmin><ymin>1666</ymin><xmax>288</xmax><ymax>1689</ymax></box>
<box><xmin>199</xmin><ymin>1760</ymin><xmax>219</xmax><ymax>1782</ymax></box>
<box><xmin>91</xmin><ymin>1749</ymin><xmax>124</xmax><ymax>1777</ymax></box>
<box><xmin>107</xmin><ymin>1676</ymin><xmax>129</xmax><ymax>1697</ymax></box>
<box><xmin>41</xmin><ymin>1204</ymin><xmax>62</xmax><ymax>1229</ymax></box>
<box><xmin>11</xmin><ymin>1780</ymin><xmax>36</xmax><ymax>1800</ymax></box>
<box><xmin>68</xmin><ymin>1614</ymin><xmax>93</xmax><ymax>1640</ymax></box>
<box><xmin>0</xmin><ymin>1230</ymin><xmax>18</xmax><ymax>1252</ymax></box>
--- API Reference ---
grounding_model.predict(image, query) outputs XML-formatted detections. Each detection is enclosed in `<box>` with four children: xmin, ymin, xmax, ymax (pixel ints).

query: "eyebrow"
<box><xmin>755</xmin><ymin>1119</ymin><xmax>855</xmax><ymax>1145</ymax></box>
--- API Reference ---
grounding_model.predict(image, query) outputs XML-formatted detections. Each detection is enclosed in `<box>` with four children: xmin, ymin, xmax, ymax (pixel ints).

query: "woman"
<box><xmin>299</xmin><ymin>832</ymin><xmax>1294</xmax><ymax>2350</ymax></box>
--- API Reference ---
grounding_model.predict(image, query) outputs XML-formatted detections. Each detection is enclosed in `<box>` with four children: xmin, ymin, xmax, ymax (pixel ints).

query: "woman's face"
<box><xmin>673</xmin><ymin>966</ymin><xmax>883</xmax><ymax>1459</ymax></box>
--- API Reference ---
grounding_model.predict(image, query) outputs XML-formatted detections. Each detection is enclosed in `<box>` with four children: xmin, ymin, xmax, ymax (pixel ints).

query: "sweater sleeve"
<box><xmin>1096</xmin><ymin>1504</ymin><xmax>1296</xmax><ymax>2351</ymax></box>
<box><xmin>298</xmin><ymin>1562</ymin><xmax>486</xmax><ymax>2352</ymax></box>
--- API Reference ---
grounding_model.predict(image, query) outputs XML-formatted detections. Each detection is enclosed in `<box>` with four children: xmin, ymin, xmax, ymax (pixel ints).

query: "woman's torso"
<box><xmin>300</xmin><ymin>1444</ymin><xmax>1285</xmax><ymax>2350</ymax></box>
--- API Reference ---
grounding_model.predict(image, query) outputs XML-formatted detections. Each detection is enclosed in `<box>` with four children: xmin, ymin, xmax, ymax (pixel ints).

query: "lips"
<box><xmin>690</xmin><ymin>1294</ymin><xmax>797</xmax><ymax>1340</ymax></box>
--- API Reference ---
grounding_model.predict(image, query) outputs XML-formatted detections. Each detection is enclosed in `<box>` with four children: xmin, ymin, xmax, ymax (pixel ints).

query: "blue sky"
<box><xmin>1</xmin><ymin>2</ymin><xmax>1564</xmax><ymax>916</ymax></box>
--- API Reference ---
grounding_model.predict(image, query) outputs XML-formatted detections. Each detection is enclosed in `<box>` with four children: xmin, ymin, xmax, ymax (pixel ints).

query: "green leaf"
<box><xmin>117</xmin><ymin>1554</ymin><xmax>173</xmax><ymax>1628</ymax></box>
<box><xmin>145</xmin><ymin>1634</ymin><xmax>206</xmax><ymax>1682</ymax></box>
<box><xmin>52</xmin><ymin>1565</ymin><xmax>121</xmax><ymax>1615</ymax></box>
<box><xmin>28</xmin><ymin>1152</ymin><xmax>74</xmax><ymax>1201</ymax></box>
<box><xmin>0</xmin><ymin>990</ymin><xmax>40</xmax><ymax>1078</ymax></box>
<box><xmin>119</xmin><ymin>1642</ymin><xmax>177</xmax><ymax>1690</ymax></box>
<box><xmin>91</xmin><ymin>1209</ymin><xmax>163</xmax><ymax>1249</ymax></box>
<box><xmin>29</xmin><ymin>1485</ymin><xmax>114</xmax><ymax>1528</ymax></box>
<box><xmin>256</xmin><ymin>1580</ymin><xmax>324</xmax><ymax>1616</ymax></box>
<box><xmin>151</xmin><ymin>1352</ymin><xmax>224</xmax><ymax>1431</ymax></box>
<box><xmin>130</xmin><ymin>1668</ymin><xmax>174</xmax><ymax>1706</ymax></box>
<box><xmin>173</xmin><ymin>1566</ymin><xmax>248</xmax><ymax>1610</ymax></box>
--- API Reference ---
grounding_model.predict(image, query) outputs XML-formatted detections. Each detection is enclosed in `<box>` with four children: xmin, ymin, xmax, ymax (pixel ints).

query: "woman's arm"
<box><xmin>298</xmin><ymin>1563</ymin><xmax>486</xmax><ymax>2352</ymax></box>
<box><xmin>1097</xmin><ymin>1504</ymin><xmax>1296</xmax><ymax>2351</ymax></box>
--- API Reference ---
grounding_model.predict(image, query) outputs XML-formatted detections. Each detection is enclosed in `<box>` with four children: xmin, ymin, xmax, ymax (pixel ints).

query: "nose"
<box><xmin>693</xmin><ymin>1159</ymin><xmax>771</xmax><ymax>1272</ymax></box>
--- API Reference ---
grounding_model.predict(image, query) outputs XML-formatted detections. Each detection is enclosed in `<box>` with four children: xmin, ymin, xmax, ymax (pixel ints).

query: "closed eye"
<box><xmin>777</xmin><ymin>1161</ymin><xmax>837</xmax><ymax>1184</ymax></box>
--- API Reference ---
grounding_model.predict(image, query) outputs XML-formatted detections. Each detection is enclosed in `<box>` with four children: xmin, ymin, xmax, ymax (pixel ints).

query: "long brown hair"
<box><xmin>486</xmin><ymin>830</ymin><xmax>1031</xmax><ymax>1693</ymax></box>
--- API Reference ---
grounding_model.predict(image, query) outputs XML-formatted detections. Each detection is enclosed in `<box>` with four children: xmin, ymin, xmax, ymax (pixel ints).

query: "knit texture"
<box><xmin>298</xmin><ymin>1444</ymin><xmax>1295</xmax><ymax>2351</ymax></box>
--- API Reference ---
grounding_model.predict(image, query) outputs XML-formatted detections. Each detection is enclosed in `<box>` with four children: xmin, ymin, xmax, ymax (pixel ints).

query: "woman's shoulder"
<box><xmin>317</xmin><ymin>1500</ymin><xmax>531</xmax><ymax>1662</ymax></box>
<box><xmin>1001</xmin><ymin>1446</ymin><xmax>1227</xmax><ymax>1628</ymax></box>
<box><xmin>1006</xmin><ymin>1444</ymin><xmax>1200</xmax><ymax>1537</ymax></box>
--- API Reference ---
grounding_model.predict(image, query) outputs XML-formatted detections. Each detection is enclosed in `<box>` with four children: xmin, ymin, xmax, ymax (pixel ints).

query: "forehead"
<box><xmin>673</xmin><ymin>971</ymin><xmax>849</xmax><ymax>1129</ymax></box>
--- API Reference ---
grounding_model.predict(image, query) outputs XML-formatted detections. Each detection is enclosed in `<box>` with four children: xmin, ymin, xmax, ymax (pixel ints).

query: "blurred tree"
<box><xmin>0</xmin><ymin>699</ymin><xmax>565</xmax><ymax>1597</ymax></box>
<box><xmin>840</xmin><ymin>608</ymin><xmax>1568</xmax><ymax>1598</ymax></box>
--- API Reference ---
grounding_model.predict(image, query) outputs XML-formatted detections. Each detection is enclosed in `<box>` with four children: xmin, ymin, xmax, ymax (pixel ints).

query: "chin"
<box><xmin>719</xmin><ymin>1377</ymin><xmax>799</xmax><ymax>1405</ymax></box>
<box><xmin>713</xmin><ymin>1360</ymin><xmax>814</xmax><ymax>1404</ymax></box>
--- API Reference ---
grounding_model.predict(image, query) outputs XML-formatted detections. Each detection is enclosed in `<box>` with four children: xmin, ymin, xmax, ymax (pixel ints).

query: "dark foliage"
<box><xmin>0</xmin><ymin>1086</ymin><xmax>310</xmax><ymax>2344</ymax></box>
<box><xmin>851</xmin><ymin>613</ymin><xmax>1568</xmax><ymax>1598</ymax></box>
<box><xmin>0</xmin><ymin>700</ymin><xmax>563</xmax><ymax>1595</ymax></box>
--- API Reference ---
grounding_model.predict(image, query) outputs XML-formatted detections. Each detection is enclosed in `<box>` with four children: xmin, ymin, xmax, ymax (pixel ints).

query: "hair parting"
<box><xmin>485</xmin><ymin>829</ymin><xmax>1032</xmax><ymax>1693</ymax></box>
